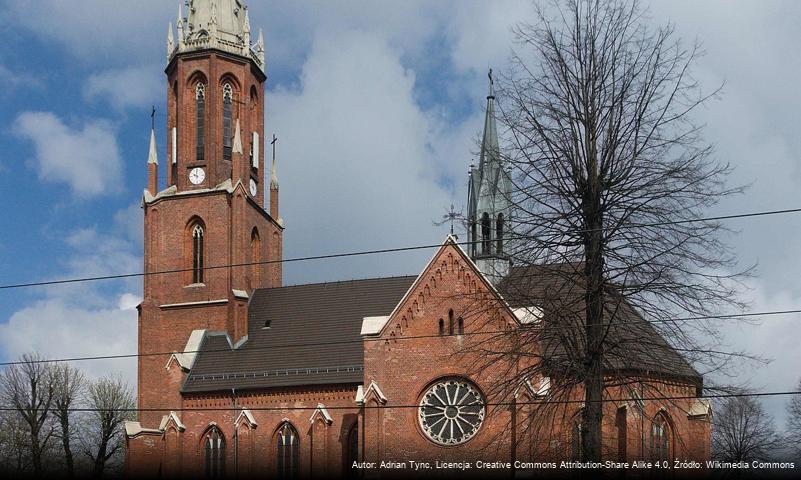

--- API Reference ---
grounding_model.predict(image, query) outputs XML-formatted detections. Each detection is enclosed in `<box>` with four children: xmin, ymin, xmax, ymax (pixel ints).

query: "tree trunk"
<box><xmin>581</xmin><ymin>131</ymin><xmax>604</xmax><ymax>463</ymax></box>
<box><xmin>59</xmin><ymin>413</ymin><xmax>74</xmax><ymax>477</ymax></box>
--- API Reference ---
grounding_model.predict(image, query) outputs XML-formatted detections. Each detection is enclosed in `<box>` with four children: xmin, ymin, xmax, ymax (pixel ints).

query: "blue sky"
<box><xmin>0</xmin><ymin>0</ymin><xmax>800</xmax><ymax>427</ymax></box>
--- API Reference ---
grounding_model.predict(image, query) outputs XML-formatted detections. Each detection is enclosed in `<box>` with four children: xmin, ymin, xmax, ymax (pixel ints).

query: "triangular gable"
<box><xmin>158</xmin><ymin>411</ymin><xmax>186</xmax><ymax>432</ymax></box>
<box><xmin>234</xmin><ymin>409</ymin><xmax>258</xmax><ymax>429</ymax></box>
<box><xmin>309</xmin><ymin>403</ymin><xmax>333</xmax><ymax>425</ymax></box>
<box><xmin>165</xmin><ymin>329</ymin><xmax>207</xmax><ymax>371</ymax></box>
<box><xmin>374</xmin><ymin>235</ymin><xmax>522</xmax><ymax>338</ymax></box>
<box><xmin>355</xmin><ymin>381</ymin><xmax>388</xmax><ymax>406</ymax></box>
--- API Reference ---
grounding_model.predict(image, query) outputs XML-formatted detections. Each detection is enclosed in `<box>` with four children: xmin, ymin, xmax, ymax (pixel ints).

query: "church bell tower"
<box><xmin>467</xmin><ymin>70</ymin><xmax>513</xmax><ymax>285</ymax></box>
<box><xmin>138</xmin><ymin>0</ymin><xmax>282</xmax><ymax>426</ymax></box>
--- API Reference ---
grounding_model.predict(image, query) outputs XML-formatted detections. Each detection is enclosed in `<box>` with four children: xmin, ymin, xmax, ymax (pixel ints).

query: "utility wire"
<box><xmin>1</xmin><ymin>206</ymin><xmax>801</xmax><ymax>291</ymax></box>
<box><xmin>1</xmin><ymin>308</ymin><xmax>800</xmax><ymax>367</ymax></box>
<box><xmin>1</xmin><ymin>390</ymin><xmax>799</xmax><ymax>413</ymax></box>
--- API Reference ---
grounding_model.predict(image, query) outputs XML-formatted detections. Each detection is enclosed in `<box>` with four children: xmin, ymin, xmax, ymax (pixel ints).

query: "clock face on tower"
<box><xmin>189</xmin><ymin>167</ymin><xmax>206</xmax><ymax>185</ymax></box>
<box><xmin>249</xmin><ymin>179</ymin><xmax>258</xmax><ymax>196</ymax></box>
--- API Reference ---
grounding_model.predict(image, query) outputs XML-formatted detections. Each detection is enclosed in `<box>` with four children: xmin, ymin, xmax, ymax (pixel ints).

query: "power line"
<box><xmin>1</xmin><ymin>390</ymin><xmax>799</xmax><ymax>413</ymax></box>
<box><xmin>1</xmin><ymin>308</ymin><xmax>800</xmax><ymax>367</ymax></box>
<box><xmin>1</xmin><ymin>206</ymin><xmax>801</xmax><ymax>291</ymax></box>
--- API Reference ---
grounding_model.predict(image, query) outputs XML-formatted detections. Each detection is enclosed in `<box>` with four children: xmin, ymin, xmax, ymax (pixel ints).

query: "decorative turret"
<box><xmin>269</xmin><ymin>134</ymin><xmax>280</xmax><ymax>222</ymax></box>
<box><xmin>147</xmin><ymin>127</ymin><xmax>159</xmax><ymax>195</ymax></box>
<box><xmin>170</xmin><ymin>0</ymin><xmax>264</xmax><ymax>71</ymax></box>
<box><xmin>467</xmin><ymin>69</ymin><xmax>513</xmax><ymax>285</ymax></box>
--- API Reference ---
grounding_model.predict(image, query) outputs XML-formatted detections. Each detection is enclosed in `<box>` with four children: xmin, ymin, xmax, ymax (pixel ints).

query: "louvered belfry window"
<box><xmin>196</xmin><ymin>83</ymin><xmax>206</xmax><ymax>161</ymax></box>
<box><xmin>223</xmin><ymin>83</ymin><xmax>233</xmax><ymax>160</ymax></box>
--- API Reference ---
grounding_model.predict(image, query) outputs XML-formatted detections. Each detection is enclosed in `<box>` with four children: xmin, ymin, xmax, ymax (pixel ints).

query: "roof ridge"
<box><xmin>256</xmin><ymin>274</ymin><xmax>418</xmax><ymax>292</ymax></box>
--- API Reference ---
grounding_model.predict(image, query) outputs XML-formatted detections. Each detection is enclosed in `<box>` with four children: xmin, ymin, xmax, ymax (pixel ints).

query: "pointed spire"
<box><xmin>148</xmin><ymin>128</ymin><xmax>158</xmax><ymax>165</ymax></box>
<box><xmin>167</xmin><ymin>23</ymin><xmax>175</xmax><ymax>59</ymax></box>
<box><xmin>479</xmin><ymin>68</ymin><xmax>500</xmax><ymax>172</ymax></box>
<box><xmin>256</xmin><ymin>29</ymin><xmax>265</xmax><ymax>66</ymax></box>
<box><xmin>176</xmin><ymin>4</ymin><xmax>185</xmax><ymax>49</ymax></box>
<box><xmin>270</xmin><ymin>133</ymin><xmax>279</xmax><ymax>190</ymax></box>
<box><xmin>232</xmin><ymin>118</ymin><xmax>243</xmax><ymax>155</ymax></box>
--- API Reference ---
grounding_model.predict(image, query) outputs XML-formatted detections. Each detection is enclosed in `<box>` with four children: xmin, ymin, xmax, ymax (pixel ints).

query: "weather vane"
<box><xmin>434</xmin><ymin>204</ymin><xmax>464</xmax><ymax>236</ymax></box>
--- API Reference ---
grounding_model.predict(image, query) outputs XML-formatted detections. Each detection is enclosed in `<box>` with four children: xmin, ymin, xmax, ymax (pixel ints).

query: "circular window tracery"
<box><xmin>418</xmin><ymin>378</ymin><xmax>485</xmax><ymax>446</ymax></box>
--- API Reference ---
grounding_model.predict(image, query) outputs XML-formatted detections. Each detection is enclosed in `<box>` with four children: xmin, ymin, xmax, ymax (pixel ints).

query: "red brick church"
<box><xmin>124</xmin><ymin>1</ymin><xmax>712</xmax><ymax>477</ymax></box>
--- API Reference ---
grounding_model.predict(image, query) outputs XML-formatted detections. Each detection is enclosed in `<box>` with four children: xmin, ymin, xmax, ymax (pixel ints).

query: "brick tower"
<box><xmin>137</xmin><ymin>0</ymin><xmax>282</xmax><ymax>426</ymax></box>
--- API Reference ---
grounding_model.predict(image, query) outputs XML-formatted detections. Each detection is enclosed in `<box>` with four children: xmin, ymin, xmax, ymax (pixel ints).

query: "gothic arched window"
<box><xmin>276</xmin><ymin>422</ymin><xmax>299</xmax><ymax>479</ymax></box>
<box><xmin>481</xmin><ymin>212</ymin><xmax>491</xmax><ymax>255</ymax></box>
<box><xmin>616</xmin><ymin>407</ymin><xmax>627</xmax><ymax>462</ymax></box>
<box><xmin>448</xmin><ymin>309</ymin><xmax>455</xmax><ymax>336</ymax></box>
<box><xmin>195</xmin><ymin>83</ymin><xmax>206</xmax><ymax>161</ymax></box>
<box><xmin>192</xmin><ymin>224</ymin><xmax>205</xmax><ymax>284</ymax></box>
<box><xmin>496</xmin><ymin>213</ymin><xmax>504</xmax><ymax>254</ymax></box>
<box><xmin>457</xmin><ymin>317</ymin><xmax>464</xmax><ymax>336</ymax></box>
<box><xmin>203</xmin><ymin>426</ymin><xmax>225</xmax><ymax>479</ymax></box>
<box><xmin>651</xmin><ymin>413</ymin><xmax>671</xmax><ymax>462</ymax></box>
<box><xmin>222</xmin><ymin>83</ymin><xmax>233</xmax><ymax>160</ymax></box>
<box><xmin>438</xmin><ymin>318</ymin><xmax>445</xmax><ymax>336</ymax></box>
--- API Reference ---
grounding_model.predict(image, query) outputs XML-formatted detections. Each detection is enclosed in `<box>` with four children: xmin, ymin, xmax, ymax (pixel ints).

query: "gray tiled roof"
<box><xmin>182</xmin><ymin>276</ymin><xmax>416</xmax><ymax>393</ymax></box>
<box><xmin>499</xmin><ymin>264</ymin><xmax>701</xmax><ymax>383</ymax></box>
<box><xmin>183</xmin><ymin>264</ymin><xmax>700</xmax><ymax>394</ymax></box>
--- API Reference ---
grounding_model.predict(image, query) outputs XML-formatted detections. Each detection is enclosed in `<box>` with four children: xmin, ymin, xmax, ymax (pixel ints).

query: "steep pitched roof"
<box><xmin>183</xmin><ymin>254</ymin><xmax>700</xmax><ymax>394</ymax></box>
<box><xmin>182</xmin><ymin>276</ymin><xmax>416</xmax><ymax>393</ymax></box>
<box><xmin>498</xmin><ymin>264</ymin><xmax>701</xmax><ymax>383</ymax></box>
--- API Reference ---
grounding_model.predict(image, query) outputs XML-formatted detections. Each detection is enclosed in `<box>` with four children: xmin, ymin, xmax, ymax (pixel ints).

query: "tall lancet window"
<box><xmin>222</xmin><ymin>83</ymin><xmax>233</xmax><ymax>160</ymax></box>
<box><xmin>496</xmin><ymin>213</ymin><xmax>504</xmax><ymax>254</ymax></box>
<box><xmin>481</xmin><ymin>212</ymin><xmax>491</xmax><ymax>255</ymax></box>
<box><xmin>196</xmin><ymin>83</ymin><xmax>206</xmax><ymax>161</ymax></box>
<box><xmin>276</xmin><ymin>422</ymin><xmax>299</xmax><ymax>479</ymax></box>
<box><xmin>203</xmin><ymin>426</ymin><xmax>225</xmax><ymax>478</ymax></box>
<box><xmin>192</xmin><ymin>224</ymin><xmax>205</xmax><ymax>284</ymax></box>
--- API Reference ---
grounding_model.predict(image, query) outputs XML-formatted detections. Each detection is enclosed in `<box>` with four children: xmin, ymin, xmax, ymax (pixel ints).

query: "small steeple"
<box><xmin>148</xmin><ymin>128</ymin><xmax>158</xmax><ymax>165</ymax></box>
<box><xmin>147</xmin><ymin>127</ymin><xmax>159</xmax><ymax>195</ymax></box>
<box><xmin>466</xmin><ymin>68</ymin><xmax>513</xmax><ymax>285</ymax></box>
<box><xmin>269</xmin><ymin>134</ymin><xmax>279</xmax><ymax>190</ymax></box>
<box><xmin>243</xmin><ymin>7</ymin><xmax>251</xmax><ymax>46</ymax></box>
<box><xmin>167</xmin><ymin>23</ymin><xmax>175</xmax><ymax>60</ymax></box>
<box><xmin>256</xmin><ymin>29</ymin><xmax>265</xmax><ymax>67</ymax></box>
<box><xmin>176</xmin><ymin>4</ymin><xmax>185</xmax><ymax>48</ymax></box>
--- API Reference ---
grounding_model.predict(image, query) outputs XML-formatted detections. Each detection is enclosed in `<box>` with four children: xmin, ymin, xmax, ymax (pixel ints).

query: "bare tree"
<box><xmin>52</xmin><ymin>363</ymin><xmax>85</xmax><ymax>478</ymax></box>
<box><xmin>81</xmin><ymin>375</ymin><xmax>135</xmax><ymax>478</ymax></box>
<box><xmin>787</xmin><ymin>378</ymin><xmax>801</xmax><ymax>460</ymax></box>
<box><xmin>0</xmin><ymin>353</ymin><xmax>56</xmax><ymax>476</ymax></box>
<box><xmin>0</xmin><ymin>409</ymin><xmax>32</xmax><ymax>474</ymax></box>
<box><xmin>713</xmin><ymin>395</ymin><xmax>781</xmax><ymax>462</ymax></box>
<box><xmin>484</xmin><ymin>0</ymin><xmax>748</xmax><ymax>461</ymax></box>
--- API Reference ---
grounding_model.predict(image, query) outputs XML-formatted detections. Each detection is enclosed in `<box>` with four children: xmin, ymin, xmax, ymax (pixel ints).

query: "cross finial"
<box><xmin>150</xmin><ymin>106</ymin><xmax>156</xmax><ymax>130</ymax></box>
<box><xmin>487</xmin><ymin>68</ymin><xmax>495</xmax><ymax>99</ymax></box>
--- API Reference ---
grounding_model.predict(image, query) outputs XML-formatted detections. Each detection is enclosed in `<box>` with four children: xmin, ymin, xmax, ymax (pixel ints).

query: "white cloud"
<box><xmin>0</xmin><ymin>298</ymin><xmax>137</xmax><ymax>382</ymax></box>
<box><xmin>0</xmin><ymin>202</ymin><xmax>143</xmax><ymax>382</ymax></box>
<box><xmin>84</xmin><ymin>65</ymin><xmax>162</xmax><ymax>111</ymax></box>
<box><xmin>269</xmin><ymin>29</ymin><xmax>462</xmax><ymax>283</ymax></box>
<box><xmin>13</xmin><ymin>112</ymin><xmax>123</xmax><ymax>198</ymax></box>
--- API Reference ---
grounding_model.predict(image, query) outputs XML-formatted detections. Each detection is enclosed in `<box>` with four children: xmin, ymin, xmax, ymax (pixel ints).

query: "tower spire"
<box><xmin>167</xmin><ymin>23</ymin><xmax>174</xmax><ymax>60</ymax></box>
<box><xmin>466</xmin><ymin>68</ymin><xmax>512</xmax><ymax>285</ymax></box>
<box><xmin>270</xmin><ymin>134</ymin><xmax>279</xmax><ymax>190</ymax></box>
<box><xmin>147</xmin><ymin>119</ymin><xmax>159</xmax><ymax>195</ymax></box>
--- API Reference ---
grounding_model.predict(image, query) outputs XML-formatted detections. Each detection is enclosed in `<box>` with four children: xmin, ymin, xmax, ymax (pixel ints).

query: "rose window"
<box><xmin>418</xmin><ymin>378</ymin><xmax>485</xmax><ymax>445</ymax></box>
